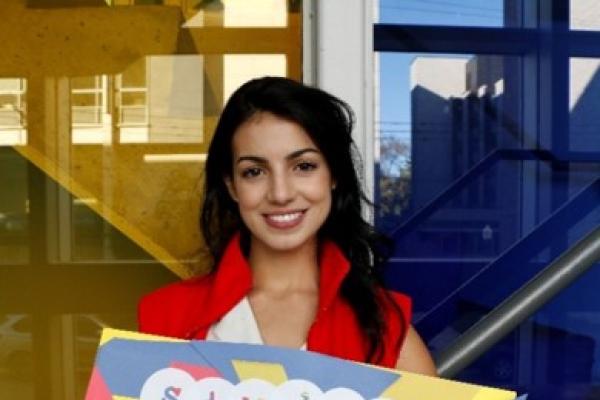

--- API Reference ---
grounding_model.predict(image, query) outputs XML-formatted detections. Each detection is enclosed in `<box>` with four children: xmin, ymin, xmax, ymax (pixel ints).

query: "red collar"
<box><xmin>195</xmin><ymin>233</ymin><xmax>351</xmax><ymax>329</ymax></box>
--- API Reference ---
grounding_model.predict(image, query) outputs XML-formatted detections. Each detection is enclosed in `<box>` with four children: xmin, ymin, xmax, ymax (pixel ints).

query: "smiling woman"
<box><xmin>138</xmin><ymin>77</ymin><xmax>436</xmax><ymax>375</ymax></box>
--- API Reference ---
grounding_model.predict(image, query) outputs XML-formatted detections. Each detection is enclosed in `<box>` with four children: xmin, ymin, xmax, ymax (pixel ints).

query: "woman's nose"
<box><xmin>267</xmin><ymin>172</ymin><xmax>294</xmax><ymax>204</ymax></box>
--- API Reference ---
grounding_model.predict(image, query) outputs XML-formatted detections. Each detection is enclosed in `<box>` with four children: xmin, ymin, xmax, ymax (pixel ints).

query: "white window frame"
<box><xmin>304</xmin><ymin>0</ymin><xmax>376</xmax><ymax>208</ymax></box>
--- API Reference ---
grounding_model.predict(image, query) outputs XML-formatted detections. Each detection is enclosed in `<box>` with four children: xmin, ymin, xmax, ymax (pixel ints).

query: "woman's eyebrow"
<box><xmin>236</xmin><ymin>148</ymin><xmax>320</xmax><ymax>164</ymax></box>
<box><xmin>236</xmin><ymin>155</ymin><xmax>267</xmax><ymax>164</ymax></box>
<box><xmin>285</xmin><ymin>148</ymin><xmax>320</xmax><ymax>160</ymax></box>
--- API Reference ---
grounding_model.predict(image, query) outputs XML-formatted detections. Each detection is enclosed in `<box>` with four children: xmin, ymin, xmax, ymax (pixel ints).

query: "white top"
<box><xmin>206</xmin><ymin>296</ymin><xmax>307</xmax><ymax>350</ymax></box>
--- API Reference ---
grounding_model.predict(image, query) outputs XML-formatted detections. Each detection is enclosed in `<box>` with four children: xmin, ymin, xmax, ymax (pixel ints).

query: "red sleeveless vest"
<box><xmin>138</xmin><ymin>234</ymin><xmax>411</xmax><ymax>368</ymax></box>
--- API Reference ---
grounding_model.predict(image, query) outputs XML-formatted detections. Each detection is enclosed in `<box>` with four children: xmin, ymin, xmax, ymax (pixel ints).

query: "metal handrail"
<box><xmin>436</xmin><ymin>225</ymin><xmax>600</xmax><ymax>378</ymax></box>
<box><xmin>414</xmin><ymin>177</ymin><xmax>600</xmax><ymax>326</ymax></box>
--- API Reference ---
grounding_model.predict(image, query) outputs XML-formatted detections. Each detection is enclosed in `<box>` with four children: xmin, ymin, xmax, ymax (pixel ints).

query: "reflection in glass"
<box><xmin>571</xmin><ymin>0</ymin><xmax>600</xmax><ymax>30</ymax></box>
<box><xmin>0</xmin><ymin>315</ymin><xmax>34</xmax><ymax>400</ymax></box>
<box><xmin>71</xmin><ymin>76</ymin><xmax>110</xmax><ymax>144</ymax></box>
<box><xmin>0</xmin><ymin>148</ymin><xmax>29</xmax><ymax>264</ymax></box>
<box><xmin>2</xmin><ymin>1</ymin><xmax>302</xmax><ymax>398</ymax></box>
<box><xmin>183</xmin><ymin>0</ymin><xmax>291</xmax><ymax>28</ymax></box>
<box><xmin>70</xmin><ymin>193</ymin><xmax>154</xmax><ymax>261</ymax></box>
<box><xmin>378</xmin><ymin>0</ymin><xmax>505</xmax><ymax>28</ymax></box>
<box><xmin>69</xmin><ymin>58</ymin><xmax>208</xmax><ymax>145</ymax></box>
<box><xmin>223</xmin><ymin>0</ymin><xmax>288</xmax><ymax>27</ymax></box>
<box><xmin>72</xmin><ymin>313</ymin><xmax>135</xmax><ymax>400</ymax></box>
<box><xmin>142</xmin><ymin>55</ymin><xmax>204</xmax><ymax>144</ymax></box>
<box><xmin>0</xmin><ymin>79</ymin><xmax>27</xmax><ymax>146</ymax></box>
<box><xmin>451</xmin><ymin>203</ymin><xmax>600</xmax><ymax>398</ymax></box>
<box><xmin>224</xmin><ymin>54</ymin><xmax>287</xmax><ymax>101</ymax></box>
<box><xmin>377</xmin><ymin>53</ymin><xmax>521</xmax><ymax>241</ymax></box>
<box><xmin>377</xmin><ymin>53</ymin><xmax>524</xmax><ymax>348</ymax></box>
<box><xmin>570</xmin><ymin>58</ymin><xmax>600</xmax><ymax>153</ymax></box>
<box><xmin>379</xmin><ymin>47</ymin><xmax>600</xmax><ymax>400</ymax></box>
<box><xmin>117</xmin><ymin>58</ymin><xmax>148</xmax><ymax>143</ymax></box>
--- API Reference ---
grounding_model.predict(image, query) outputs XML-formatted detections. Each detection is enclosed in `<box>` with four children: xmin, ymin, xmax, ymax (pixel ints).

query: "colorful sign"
<box><xmin>85</xmin><ymin>329</ymin><xmax>527</xmax><ymax>400</ymax></box>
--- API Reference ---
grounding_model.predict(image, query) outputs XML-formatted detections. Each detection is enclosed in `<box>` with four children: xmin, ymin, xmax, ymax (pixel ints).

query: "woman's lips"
<box><xmin>263</xmin><ymin>210</ymin><xmax>306</xmax><ymax>229</ymax></box>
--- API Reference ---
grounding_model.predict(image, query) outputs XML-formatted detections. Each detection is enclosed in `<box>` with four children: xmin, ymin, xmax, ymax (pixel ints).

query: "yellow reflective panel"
<box><xmin>224</xmin><ymin>54</ymin><xmax>287</xmax><ymax>101</ymax></box>
<box><xmin>0</xmin><ymin>314</ymin><xmax>34</xmax><ymax>399</ymax></box>
<box><xmin>1</xmin><ymin>0</ymin><xmax>302</xmax><ymax>398</ymax></box>
<box><xmin>223</xmin><ymin>0</ymin><xmax>288</xmax><ymax>27</ymax></box>
<box><xmin>0</xmin><ymin>148</ymin><xmax>28</xmax><ymax>264</ymax></box>
<box><xmin>0</xmin><ymin>79</ymin><xmax>27</xmax><ymax>147</ymax></box>
<box><xmin>5</xmin><ymin>0</ymin><xmax>302</xmax><ymax>276</ymax></box>
<box><xmin>72</xmin><ymin>314</ymin><xmax>137</xmax><ymax>399</ymax></box>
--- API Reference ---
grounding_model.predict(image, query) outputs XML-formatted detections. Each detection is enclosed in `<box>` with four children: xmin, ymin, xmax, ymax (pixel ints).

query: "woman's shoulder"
<box><xmin>375</xmin><ymin>288</ymin><xmax>413</xmax><ymax>366</ymax></box>
<box><xmin>137</xmin><ymin>273</ymin><xmax>215</xmax><ymax>336</ymax></box>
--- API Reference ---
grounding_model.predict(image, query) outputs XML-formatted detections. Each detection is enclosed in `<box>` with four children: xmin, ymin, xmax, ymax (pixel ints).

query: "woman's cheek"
<box><xmin>236</xmin><ymin>182</ymin><xmax>266</xmax><ymax>209</ymax></box>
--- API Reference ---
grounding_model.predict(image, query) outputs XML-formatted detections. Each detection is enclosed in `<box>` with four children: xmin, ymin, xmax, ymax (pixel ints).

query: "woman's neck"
<box><xmin>248</xmin><ymin>238</ymin><xmax>320</xmax><ymax>294</ymax></box>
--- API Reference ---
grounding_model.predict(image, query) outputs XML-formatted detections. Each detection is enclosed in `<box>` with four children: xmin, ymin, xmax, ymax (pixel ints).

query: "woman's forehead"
<box><xmin>231</xmin><ymin>112</ymin><xmax>319</xmax><ymax>157</ymax></box>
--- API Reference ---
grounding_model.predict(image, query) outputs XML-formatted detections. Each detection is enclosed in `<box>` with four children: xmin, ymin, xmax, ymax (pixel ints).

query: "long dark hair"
<box><xmin>200</xmin><ymin>76</ymin><xmax>406</xmax><ymax>363</ymax></box>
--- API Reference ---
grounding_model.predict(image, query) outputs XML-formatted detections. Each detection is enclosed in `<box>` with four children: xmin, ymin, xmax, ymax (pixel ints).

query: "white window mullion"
<box><xmin>314</xmin><ymin>0</ymin><xmax>376</xmax><ymax>214</ymax></box>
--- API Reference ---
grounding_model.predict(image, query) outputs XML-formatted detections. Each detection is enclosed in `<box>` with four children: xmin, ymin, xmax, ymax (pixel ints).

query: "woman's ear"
<box><xmin>224</xmin><ymin>176</ymin><xmax>238</xmax><ymax>202</ymax></box>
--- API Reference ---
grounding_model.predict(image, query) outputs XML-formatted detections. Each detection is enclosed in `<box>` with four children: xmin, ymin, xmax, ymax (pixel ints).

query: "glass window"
<box><xmin>379</xmin><ymin>0</ymin><xmax>505</xmax><ymax>28</ymax></box>
<box><xmin>39</xmin><ymin>3</ymin><xmax>300</xmax><ymax>268</ymax></box>
<box><xmin>223</xmin><ymin>0</ymin><xmax>290</xmax><ymax>27</ymax></box>
<box><xmin>72</xmin><ymin>313</ymin><xmax>136</xmax><ymax>399</ymax></box>
<box><xmin>377</xmin><ymin>53</ymin><xmax>526</xmax><ymax>334</ymax></box>
<box><xmin>0</xmin><ymin>148</ymin><xmax>28</xmax><ymax>264</ymax></box>
<box><xmin>0</xmin><ymin>79</ymin><xmax>27</xmax><ymax>146</ymax></box>
<box><xmin>224</xmin><ymin>54</ymin><xmax>288</xmax><ymax>100</ymax></box>
<box><xmin>71</xmin><ymin>85</ymin><xmax>104</xmax><ymax>125</ymax></box>
<box><xmin>70</xmin><ymin>192</ymin><xmax>154</xmax><ymax>262</ymax></box>
<box><xmin>445</xmin><ymin>212</ymin><xmax>600</xmax><ymax>399</ymax></box>
<box><xmin>377</xmin><ymin>53</ymin><xmax>522</xmax><ymax>238</ymax></box>
<box><xmin>376</xmin><ymin>2</ymin><xmax>600</xmax><ymax>399</ymax></box>
<box><xmin>570</xmin><ymin>58</ymin><xmax>600</xmax><ymax>153</ymax></box>
<box><xmin>1</xmin><ymin>1</ymin><xmax>303</xmax><ymax>398</ymax></box>
<box><xmin>0</xmin><ymin>314</ymin><xmax>34</xmax><ymax>399</ymax></box>
<box><xmin>571</xmin><ymin>0</ymin><xmax>600</xmax><ymax>30</ymax></box>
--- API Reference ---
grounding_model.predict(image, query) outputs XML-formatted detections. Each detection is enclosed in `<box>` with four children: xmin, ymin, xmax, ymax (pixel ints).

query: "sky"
<box><xmin>377</xmin><ymin>0</ymin><xmax>504</xmax><ymax>161</ymax></box>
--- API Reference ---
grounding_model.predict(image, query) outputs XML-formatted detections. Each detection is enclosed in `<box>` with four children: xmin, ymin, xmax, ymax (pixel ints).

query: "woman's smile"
<box><xmin>263</xmin><ymin>209</ymin><xmax>307</xmax><ymax>229</ymax></box>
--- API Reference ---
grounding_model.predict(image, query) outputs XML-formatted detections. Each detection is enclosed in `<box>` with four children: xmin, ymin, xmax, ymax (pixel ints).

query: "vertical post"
<box><xmin>316</xmin><ymin>0</ymin><xmax>376</xmax><ymax>212</ymax></box>
<box><xmin>202</xmin><ymin>0</ymin><xmax>224</xmax><ymax>142</ymax></box>
<box><xmin>538</xmin><ymin>0</ymin><xmax>570</xmax><ymax>261</ymax></box>
<box><xmin>302</xmin><ymin>0</ymin><xmax>317</xmax><ymax>86</ymax></box>
<box><xmin>26</xmin><ymin>76</ymin><xmax>52</xmax><ymax>398</ymax></box>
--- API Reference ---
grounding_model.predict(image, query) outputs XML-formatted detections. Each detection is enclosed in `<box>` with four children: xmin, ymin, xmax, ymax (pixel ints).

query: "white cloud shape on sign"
<box><xmin>140</xmin><ymin>368</ymin><xmax>392</xmax><ymax>400</ymax></box>
<box><xmin>179</xmin><ymin>377</ymin><xmax>235</xmax><ymax>400</ymax></box>
<box><xmin>271</xmin><ymin>379</ymin><xmax>323</xmax><ymax>398</ymax></box>
<box><xmin>139</xmin><ymin>368</ymin><xmax>195</xmax><ymax>400</ymax></box>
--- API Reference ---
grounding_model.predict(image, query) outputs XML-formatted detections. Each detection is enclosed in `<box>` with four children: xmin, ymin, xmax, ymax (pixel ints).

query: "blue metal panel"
<box><xmin>375</xmin><ymin>1</ymin><xmax>600</xmax><ymax>397</ymax></box>
<box><xmin>374</xmin><ymin>24</ymin><xmax>538</xmax><ymax>55</ymax></box>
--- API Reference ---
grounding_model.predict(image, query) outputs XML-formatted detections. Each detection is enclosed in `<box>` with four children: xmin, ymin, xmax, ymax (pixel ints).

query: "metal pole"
<box><xmin>436</xmin><ymin>226</ymin><xmax>600</xmax><ymax>378</ymax></box>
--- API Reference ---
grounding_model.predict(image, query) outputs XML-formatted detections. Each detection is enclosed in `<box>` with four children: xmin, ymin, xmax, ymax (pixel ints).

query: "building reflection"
<box><xmin>0</xmin><ymin>79</ymin><xmax>27</xmax><ymax>146</ymax></box>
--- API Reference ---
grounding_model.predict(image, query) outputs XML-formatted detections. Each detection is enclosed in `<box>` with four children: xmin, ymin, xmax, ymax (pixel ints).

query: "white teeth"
<box><xmin>269</xmin><ymin>212</ymin><xmax>302</xmax><ymax>222</ymax></box>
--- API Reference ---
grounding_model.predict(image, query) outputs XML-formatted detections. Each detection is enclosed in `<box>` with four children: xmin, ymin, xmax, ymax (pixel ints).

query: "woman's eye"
<box><xmin>295</xmin><ymin>161</ymin><xmax>317</xmax><ymax>172</ymax></box>
<box><xmin>241</xmin><ymin>167</ymin><xmax>263</xmax><ymax>178</ymax></box>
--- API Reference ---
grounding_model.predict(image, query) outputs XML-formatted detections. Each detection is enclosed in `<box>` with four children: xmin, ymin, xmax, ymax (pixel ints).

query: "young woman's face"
<box><xmin>226</xmin><ymin>112</ymin><xmax>334</xmax><ymax>254</ymax></box>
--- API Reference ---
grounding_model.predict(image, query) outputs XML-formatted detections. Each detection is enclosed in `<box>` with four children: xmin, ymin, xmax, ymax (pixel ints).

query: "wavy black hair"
<box><xmin>200</xmin><ymin>76</ymin><xmax>406</xmax><ymax>363</ymax></box>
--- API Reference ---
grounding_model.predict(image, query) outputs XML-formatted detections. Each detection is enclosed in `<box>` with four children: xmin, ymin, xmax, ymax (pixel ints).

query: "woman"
<box><xmin>138</xmin><ymin>77</ymin><xmax>436</xmax><ymax>375</ymax></box>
